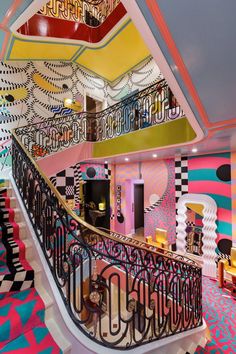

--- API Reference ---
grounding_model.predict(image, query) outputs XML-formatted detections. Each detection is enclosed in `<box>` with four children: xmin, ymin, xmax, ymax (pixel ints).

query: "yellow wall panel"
<box><xmin>0</xmin><ymin>87</ymin><xmax>28</xmax><ymax>100</ymax></box>
<box><xmin>76</xmin><ymin>21</ymin><xmax>150</xmax><ymax>81</ymax></box>
<box><xmin>8</xmin><ymin>37</ymin><xmax>80</xmax><ymax>60</ymax></box>
<box><xmin>33</xmin><ymin>73</ymin><xmax>62</xmax><ymax>92</ymax></box>
<box><xmin>93</xmin><ymin>118</ymin><xmax>196</xmax><ymax>158</ymax></box>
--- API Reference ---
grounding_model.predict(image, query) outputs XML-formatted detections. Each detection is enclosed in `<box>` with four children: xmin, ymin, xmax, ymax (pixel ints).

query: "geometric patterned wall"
<box><xmin>231</xmin><ymin>152</ymin><xmax>236</xmax><ymax>247</ymax></box>
<box><xmin>144</xmin><ymin>159</ymin><xmax>176</xmax><ymax>244</ymax></box>
<box><xmin>113</xmin><ymin>159</ymin><xmax>175</xmax><ymax>242</ymax></box>
<box><xmin>0</xmin><ymin>61</ymin><xmax>106</xmax><ymax>169</ymax></box>
<box><xmin>107</xmin><ymin>57</ymin><xmax>163</xmax><ymax>103</ymax></box>
<box><xmin>50</xmin><ymin>152</ymin><xmax>233</xmax><ymax>257</ymax></box>
<box><xmin>175</xmin><ymin>152</ymin><xmax>232</xmax><ymax>259</ymax></box>
<box><xmin>50</xmin><ymin>162</ymin><xmax>111</xmax><ymax>210</ymax></box>
<box><xmin>0</xmin><ymin>57</ymin><xmax>162</xmax><ymax>169</ymax></box>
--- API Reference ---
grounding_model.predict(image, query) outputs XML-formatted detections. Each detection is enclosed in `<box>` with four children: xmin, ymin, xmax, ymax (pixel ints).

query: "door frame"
<box><xmin>125</xmin><ymin>179</ymin><xmax>144</xmax><ymax>235</ymax></box>
<box><xmin>84</xmin><ymin>90</ymin><xmax>107</xmax><ymax>111</ymax></box>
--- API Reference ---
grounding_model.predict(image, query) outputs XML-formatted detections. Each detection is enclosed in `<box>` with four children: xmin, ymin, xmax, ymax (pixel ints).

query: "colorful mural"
<box><xmin>175</xmin><ymin>152</ymin><xmax>232</xmax><ymax>259</ymax></box>
<box><xmin>47</xmin><ymin>152</ymin><xmax>234</xmax><ymax>256</ymax></box>
<box><xmin>107</xmin><ymin>57</ymin><xmax>163</xmax><ymax>105</ymax></box>
<box><xmin>80</xmin><ymin>163</ymin><xmax>110</xmax><ymax>180</ymax></box>
<box><xmin>231</xmin><ymin>152</ymin><xmax>236</xmax><ymax>246</ymax></box>
<box><xmin>144</xmin><ymin>159</ymin><xmax>176</xmax><ymax>244</ymax></box>
<box><xmin>0</xmin><ymin>58</ymin><xmax>162</xmax><ymax>170</ymax></box>
<box><xmin>113</xmin><ymin>160</ymin><xmax>175</xmax><ymax>242</ymax></box>
<box><xmin>188</xmin><ymin>153</ymin><xmax>232</xmax><ymax>257</ymax></box>
<box><xmin>0</xmin><ymin>60</ymin><xmax>107</xmax><ymax>169</ymax></box>
<box><xmin>50</xmin><ymin>162</ymin><xmax>111</xmax><ymax>212</ymax></box>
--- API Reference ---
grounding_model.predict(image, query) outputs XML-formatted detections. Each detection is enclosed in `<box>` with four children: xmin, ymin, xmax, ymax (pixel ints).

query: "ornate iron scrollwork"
<box><xmin>15</xmin><ymin>80</ymin><xmax>184</xmax><ymax>161</ymax></box>
<box><xmin>11</xmin><ymin>79</ymin><xmax>201</xmax><ymax>349</ymax></box>
<box><xmin>39</xmin><ymin>0</ymin><xmax>120</xmax><ymax>25</ymax></box>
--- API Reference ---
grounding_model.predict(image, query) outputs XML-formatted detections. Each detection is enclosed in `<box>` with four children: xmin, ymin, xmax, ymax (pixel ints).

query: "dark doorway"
<box><xmin>83</xmin><ymin>180</ymin><xmax>110</xmax><ymax>229</ymax></box>
<box><xmin>86</xmin><ymin>95</ymin><xmax>103</xmax><ymax>113</ymax></box>
<box><xmin>86</xmin><ymin>95</ymin><xmax>103</xmax><ymax>141</ymax></box>
<box><xmin>134</xmin><ymin>184</ymin><xmax>144</xmax><ymax>230</ymax></box>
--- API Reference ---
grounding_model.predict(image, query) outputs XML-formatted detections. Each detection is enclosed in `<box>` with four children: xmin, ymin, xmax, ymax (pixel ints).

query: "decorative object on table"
<box><xmin>98</xmin><ymin>202</ymin><xmax>106</xmax><ymax>211</ymax></box>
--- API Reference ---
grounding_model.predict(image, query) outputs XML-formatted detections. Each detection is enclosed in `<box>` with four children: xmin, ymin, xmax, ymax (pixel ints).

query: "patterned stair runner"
<box><xmin>194</xmin><ymin>276</ymin><xmax>236</xmax><ymax>353</ymax></box>
<box><xmin>0</xmin><ymin>180</ymin><xmax>62</xmax><ymax>353</ymax></box>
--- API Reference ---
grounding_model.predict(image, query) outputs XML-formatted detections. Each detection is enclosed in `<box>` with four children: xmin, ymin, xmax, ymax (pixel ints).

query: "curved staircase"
<box><xmin>0</xmin><ymin>179</ymin><xmax>68</xmax><ymax>354</ymax></box>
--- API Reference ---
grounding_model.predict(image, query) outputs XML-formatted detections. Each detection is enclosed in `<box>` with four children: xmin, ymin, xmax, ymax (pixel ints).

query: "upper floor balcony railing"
<box><xmin>17</xmin><ymin>0</ymin><xmax>126</xmax><ymax>42</ymax></box>
<box><xmin>15</xmin><ymin>79</ymin><xmax>185</xmax><ymax>159</ymax></box>
<box><xmin>11</xmin><ymin>79</ymin><xmax>202</xmax><ymax>350</ymax></box>
<box><xmin>39</xmin><ymin>0</ymin><xmax>121</xmax><ymax>26</ymax></box>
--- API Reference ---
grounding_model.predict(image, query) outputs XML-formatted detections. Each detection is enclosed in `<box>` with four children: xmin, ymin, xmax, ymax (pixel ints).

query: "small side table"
<box><xmin>89</xmin><ymin>210</ymin><xmax>106</xmax><ymax>226</ymax></box>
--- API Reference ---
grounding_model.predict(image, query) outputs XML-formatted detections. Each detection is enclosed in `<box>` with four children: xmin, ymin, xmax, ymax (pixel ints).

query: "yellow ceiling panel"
<box><xmin>7</xmin><ymin>36</ymin><xmax>80</xmax><ymax>61</ymax></box>
<box><xmin>75</xmin><ymin>21</ymin><xmax>150</xmax><ymax>82</ymax></box>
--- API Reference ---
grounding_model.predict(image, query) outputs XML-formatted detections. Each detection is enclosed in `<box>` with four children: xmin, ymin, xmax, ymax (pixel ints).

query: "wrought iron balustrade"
<box><xmin>39</xmin><ymin>0</ymin><xmax>120</xmax><ymax>26</ymax></box>
<box><xmin>12</xmin><ymin>132</ymin><xmax>202</xmax><ymax>350</ymax></box>
<box><xmin>15</xmin><ymin>79</ymin><xmax>184</xmax><ymax>159</ymax></box>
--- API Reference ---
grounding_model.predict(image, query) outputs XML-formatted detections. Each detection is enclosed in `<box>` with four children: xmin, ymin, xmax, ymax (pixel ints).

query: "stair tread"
<box><xmin>0</xmin><ymin>324</ymin><xmax>62</xmax><ymax>353</ymax></box>
<box><xmin>46</xmin><ymin>318</ymin><xmax>71</xmax><ymax>353</ymax></box>
<box><xmin>0</xmin><ymin>181</ymin><xmax>66</xmax><ymax>353</ymax></box>
<box><xmin>0</xmin><ymin>288</ymin><xmax>45</xmax><ymax>350</ymax></box>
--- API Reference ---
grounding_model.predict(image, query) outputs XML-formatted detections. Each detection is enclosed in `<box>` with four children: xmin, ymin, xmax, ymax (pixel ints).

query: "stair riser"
<box><xmin>18</xmin><ymin>223</ymin><xmax>27</xmax><ymax>240</ymax></box>
<box><xmin>14</xmin><ymin>210</ymin><xmax>21</xmax><ymax>223</ymax></box>
<box><xmin>9</xmin><ymin>198</ymin><xmax>17</xmax><ymax>208</ymax></box>
<box><xmin>4</xmin><ymin>188</ymin><xmax>13</xmax><ymax>197</ymax></box>
<box><xmin>0</xmin><ymin>182</ymin><xmax>67</xmax><ymax>353</ymax></box>
<box><xmin>24</xmin><ymin>241</ymin><xmax>33</xmax><ymax>263</ymax></box>
<box><xmin>0</xmin><ymin>181</ymin><xmax>9</xmax><ymax>187</ymax></box>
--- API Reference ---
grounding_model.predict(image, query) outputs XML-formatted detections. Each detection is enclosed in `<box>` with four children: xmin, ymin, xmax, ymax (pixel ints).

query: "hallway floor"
<box><xmin>195</xmin><ymin>276</ymin><xmax>236</xmax><ymax>353</ymax></box>
<box><xmin>132</xmin><ymin>227</ymin><xmax>144</xmax><ymax>242</ymax></box>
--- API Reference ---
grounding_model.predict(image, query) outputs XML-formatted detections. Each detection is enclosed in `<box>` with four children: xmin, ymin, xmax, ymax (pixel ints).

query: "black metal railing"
<box><xmin>39</xmin><ymin>0</ymin><xmax>120</xmax><ymax>26</ymax></box>
<box><xmin>15</xmin><ymin>79</ymin><xmax>184</xmax><ymax>159</ymax></box>
<box><xmin>12</xmin><ymin>132</ymin><xmax>202</xmax><ymax>350</ymax></box>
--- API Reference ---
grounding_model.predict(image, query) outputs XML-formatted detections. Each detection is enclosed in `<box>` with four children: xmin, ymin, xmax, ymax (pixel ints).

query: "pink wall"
<box><xmin>38</xmin><ymin>142</ymin><xmax>93</xmax><ymax>176</ymax></box>
<box><xmin>114</xmin><ymin>163</ymin><xmax>139</xmax><ymax>234</ymax></box>
<box><xmin>112</xmin><ymin>159</ymin><xmax>176</xmax><ymax>242</ymax></box>
<box><xmin>141</xmin><ymin>160</ymin><xmax>168</xmax><ymax>208</ymax></box>
<box><xmin>144</xmin><ymin>159</ymin><xmax>176</xmax><ymax>244</ymax></box>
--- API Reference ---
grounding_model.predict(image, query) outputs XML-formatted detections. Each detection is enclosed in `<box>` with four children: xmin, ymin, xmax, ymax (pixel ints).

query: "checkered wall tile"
<box><xmin>175</xmin><ymin>156</ymin><xmax>188</xmax><ymax>206</ymax></box>
<box><xmin>104</xmin><ymin>163</ymin><xmax>111</xmax><ymax>180</ymax></box>
<box><xmin>51</xmin><ymin>168</ymin><xmax>75</xmax><ymax>200</ymax></box>
<box><xmin>73</xmin><ymin>163</ymin><xmax>82</xmax><ymax>206</ymax></box>
<box><xmin>144</xmin><ymin>190</ymin><xmax>167</xmax><ymax>213</ymax></box>
<box><xmin>186</xmin><ymin>220</ymin><xmax>195</xmax><ymax>228</ymax></box>
<box><xmin>175</xmin><ymin>156</ymin><xmax>188</xmax><ymax>244</ymax></box>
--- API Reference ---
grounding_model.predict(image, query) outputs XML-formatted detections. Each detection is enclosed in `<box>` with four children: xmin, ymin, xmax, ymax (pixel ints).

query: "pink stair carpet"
<box><xmin>0</xmin><ymin>181</ymin><xmax>62</xmax><ymax>353</ymax></box>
